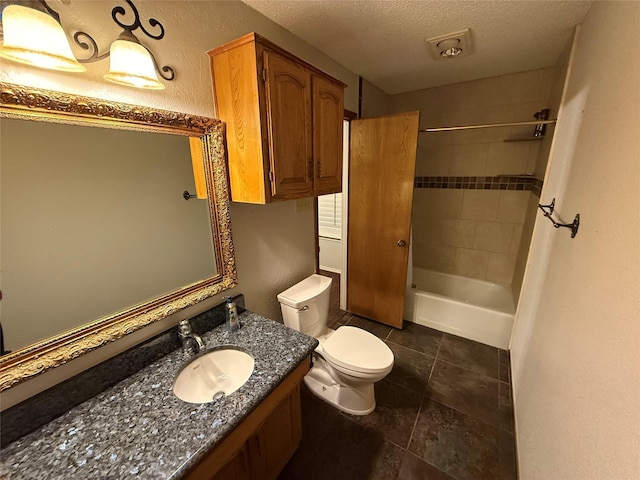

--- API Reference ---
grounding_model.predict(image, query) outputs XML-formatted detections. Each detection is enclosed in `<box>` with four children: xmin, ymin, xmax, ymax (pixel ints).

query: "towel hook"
<box><xmin>183</xmin><ymin>190</ymin><xmax>196</xmax><ymax>201</ymax></box>
<box><xmin>537</xmin><ymin>198</ymin><xmax>580</xmax><ymax>238</ymax></box>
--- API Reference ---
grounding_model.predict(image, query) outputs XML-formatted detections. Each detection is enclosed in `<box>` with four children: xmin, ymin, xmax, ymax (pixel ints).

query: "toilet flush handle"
<box><xmin>298</xmin><ymin>305</ymin><xmax>309</xmax><ymax>312</ymax></box>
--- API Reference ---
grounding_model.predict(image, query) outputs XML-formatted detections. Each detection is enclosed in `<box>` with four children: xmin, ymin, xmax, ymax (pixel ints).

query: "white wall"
<box><xmin>511</xmin><ymin>41</ymin><xmax>574</xmax><ymax>303</ymax></box>
<box><xmin>360</xmin><ymin>78</ymin><xmax>394</xmax><ymax>117</ymax></box>
<box><xmin>510</xmin><ymin>2</ymin><xmax>640</xmax><ymax>479</ymax></box>
<box><xmin>0</xmin><ymin>0</ymin><xmax>358</xmax><ymax>407</ymax></box>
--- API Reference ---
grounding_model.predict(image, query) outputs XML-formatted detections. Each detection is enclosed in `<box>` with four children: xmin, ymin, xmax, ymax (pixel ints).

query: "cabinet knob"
<box><xmin>397</xmin><ymin>240</ymin><xmax>406</xmax><ymax>247</ymax></box>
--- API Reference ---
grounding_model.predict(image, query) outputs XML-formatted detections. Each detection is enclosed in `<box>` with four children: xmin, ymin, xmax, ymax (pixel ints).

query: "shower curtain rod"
<box><xmin>419</xmin><ymin>119</ymin><xmax>557</xmax><ymax>132</ymax></box>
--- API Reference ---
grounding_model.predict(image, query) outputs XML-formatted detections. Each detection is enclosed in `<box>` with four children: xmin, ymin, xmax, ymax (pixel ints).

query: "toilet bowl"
<box><xmin>277</xmin><ymin>274</ymin><xmax>394</xmax><ymax>415</ymax></box>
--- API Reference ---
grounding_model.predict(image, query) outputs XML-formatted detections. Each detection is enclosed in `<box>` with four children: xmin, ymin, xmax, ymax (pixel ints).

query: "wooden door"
<box><xmin>264</xmin><ymin>51</ymin><xmax>313</xmax><ymax>199</ymax></box>
<box><xmin>347</xmin><ymin>112</ymin><xmax>420</xmax><ymax>328</ymax></box>
<box><xmin>312</xmin><ymin>75</ymin><xmax>344</xmax><ymax>195</ymax></box>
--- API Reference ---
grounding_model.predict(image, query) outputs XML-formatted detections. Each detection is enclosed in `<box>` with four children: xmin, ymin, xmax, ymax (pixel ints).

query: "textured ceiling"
<box><xmin>241</xmin><ymin>0</ymin><xmax>592</xmax><ymax>94</ymax></box>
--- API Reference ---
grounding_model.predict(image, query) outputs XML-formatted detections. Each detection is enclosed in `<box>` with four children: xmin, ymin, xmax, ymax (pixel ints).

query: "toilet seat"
<box><xmin>322</xmin><ymin>326</ymin><xmax>394</xmax><ymax>375</ymax></box>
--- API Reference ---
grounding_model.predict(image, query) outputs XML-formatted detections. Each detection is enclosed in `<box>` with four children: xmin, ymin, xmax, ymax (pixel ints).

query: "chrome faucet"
<box><xmin>177</xmin><ymin>319</ymin><xmax>205</xmax><ymax>352</ymax></box>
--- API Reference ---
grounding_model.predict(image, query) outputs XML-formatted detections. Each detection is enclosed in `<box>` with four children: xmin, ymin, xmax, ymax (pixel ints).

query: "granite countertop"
<box><xmin>0</xmin><ymin>312</ymin><xmax>318</xmax><ymax>479</ymax></box>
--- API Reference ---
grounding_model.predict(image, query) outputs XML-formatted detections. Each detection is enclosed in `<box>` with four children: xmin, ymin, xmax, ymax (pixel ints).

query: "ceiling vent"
<box><xmin>426</xmin><ymin>28</ymin><xmax>473</xmax><ymax>60</ymax></box>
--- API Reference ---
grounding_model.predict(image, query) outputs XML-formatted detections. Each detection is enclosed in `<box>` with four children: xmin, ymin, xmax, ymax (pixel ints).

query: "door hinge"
<box><xmin>268</xmin><ymin>171</ymin><xmax>274</xmax><ymax>183</ymax></box>
<box><xmin>262</xmin><ymin>67</ymin><xmax>267</xmax><ymax>82</ymax></box>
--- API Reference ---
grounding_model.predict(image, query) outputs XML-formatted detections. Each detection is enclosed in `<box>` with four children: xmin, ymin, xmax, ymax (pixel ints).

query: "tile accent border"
<box><xmin>414</xmin><ymin>176</ymin><xmax>543</xmax><ymax>197</ymax></box>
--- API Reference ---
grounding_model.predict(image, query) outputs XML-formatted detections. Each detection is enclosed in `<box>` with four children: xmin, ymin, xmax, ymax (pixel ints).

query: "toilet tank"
<box><xmin>277</xmin><ymin>274</ymin><xmax>332</xmax><ymax>337</ymax></box>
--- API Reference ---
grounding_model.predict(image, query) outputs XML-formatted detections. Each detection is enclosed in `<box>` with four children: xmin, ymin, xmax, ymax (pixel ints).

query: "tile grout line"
<box><xmin>406</xmin><ymin>334</ymin><xmax>443</xmax><ymax>453</ymax></box>
<box><xmin>430</xmin><ymin>396</ymin><xmax>501</xmax><ymax>430</ymax></box>
<box><xmin>385</xmin><ymin>337</ymin><xmax>439</xmax><ymax>358</ymax></box>
<box><xmin>431</xmin><ymin>356</ymin><xmax>501</xmax><ymax>382</ymax></box>
<box><xmin>384</xmin><ymin>328</ymin><xmax>392</xmax><ymax>341</ymax></box>
<box><xmin>430</xmin><ymin>337</ymin><xmax>444</xmax><ymax>382</ymax></box>
<box><xmin>406</xmin><ymin>391</ymin><xmax>426</xmax><ymax>452</ymax></box>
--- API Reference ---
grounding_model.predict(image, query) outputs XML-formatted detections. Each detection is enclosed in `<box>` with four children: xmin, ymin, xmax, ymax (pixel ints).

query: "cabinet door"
<box><xmin>249</xmin><ymin>386</ymin><xmax>302</xmax><ymax>480</ymax></box>
<box><xmin>312</xmin><ymin>75</ymin><xmax>344</xmax><ymax>195</ymax></box>
<box><xmin>264</xmin><ymin>51</ymin><xmax>313</xmax><ymax>199</ymax></box>
<box><xmin>211</xmin><ymin>445</ymin><xmax>252</xmax><ymax>480</ymax></box>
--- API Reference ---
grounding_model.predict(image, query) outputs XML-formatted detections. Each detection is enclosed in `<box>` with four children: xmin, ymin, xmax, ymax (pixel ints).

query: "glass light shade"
<box><xmin>0</xmin><ymin>5</ymin><xmax>86</xmax><ymax>72</ymax></box>
<box><xmin>103</xmin><ymin>39</ymin><xmax>164</xmax><ymax>90</ymax></box>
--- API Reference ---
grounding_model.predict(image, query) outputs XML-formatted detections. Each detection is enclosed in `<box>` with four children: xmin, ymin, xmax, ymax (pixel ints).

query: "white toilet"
<box><xmin>278</xmin><ymin>274</ymin><xmax>394</xmax><ymax>415</ymax></box>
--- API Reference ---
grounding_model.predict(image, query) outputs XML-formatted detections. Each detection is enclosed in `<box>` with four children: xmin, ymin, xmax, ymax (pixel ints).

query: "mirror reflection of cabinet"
<box><xmin>209</xmin><ymin>33</ymin><xmax>345</xmax><ymax>204</ymax></box>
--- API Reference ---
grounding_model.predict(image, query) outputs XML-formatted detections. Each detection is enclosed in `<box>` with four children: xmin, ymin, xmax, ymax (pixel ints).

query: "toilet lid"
<box><xmin>322</xmin><ymin>326</ymin><xmax>394</xmax><ymax>374</ymax></box>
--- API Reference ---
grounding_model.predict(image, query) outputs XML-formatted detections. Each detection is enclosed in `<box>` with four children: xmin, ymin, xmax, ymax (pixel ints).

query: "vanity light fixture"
<box><xmin>0</xmin><ymin>0</ymin><xmax>175</xmax><ymax>89</ymax></box>
<box><xmin>75</xmin><ymin>0</ymin><xmax>174</xmax><ymax>89</ymax></box>
<box><xmin>0</xmin><ymin>3</ymin><xmax>86</xmax><ymax>72</ymax></box>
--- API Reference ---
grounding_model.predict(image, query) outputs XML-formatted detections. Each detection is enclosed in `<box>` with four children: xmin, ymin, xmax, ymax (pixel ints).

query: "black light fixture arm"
<box><xmin>111</xmin><ymin>0</ymin><xmax>164</xmax><ymax>40</ymax></box>
<box><xmin>69</xmin><ymin>0</ymin><xmax>175</xmax><ymax>80</ymax></box>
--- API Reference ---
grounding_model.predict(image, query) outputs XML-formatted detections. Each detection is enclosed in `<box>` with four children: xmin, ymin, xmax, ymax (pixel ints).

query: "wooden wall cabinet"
<box><xmin>209</xmin><ymin>33</ymin><xmax>345</xmax><ymax>204</ymax></box>
<box><xmin>185</xmin><ymin>360</ymin><xmax>309</xmax><ymax>480</ymax></box>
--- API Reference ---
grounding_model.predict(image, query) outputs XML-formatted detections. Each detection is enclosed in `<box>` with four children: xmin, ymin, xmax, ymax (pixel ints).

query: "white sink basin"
<box><xmin>173</xmin><ymin>347</ymin><xmax>255</xmax><ymax>404</ymax></box>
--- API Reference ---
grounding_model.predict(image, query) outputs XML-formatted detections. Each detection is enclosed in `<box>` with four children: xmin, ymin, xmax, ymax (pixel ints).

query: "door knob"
<box><xmin>397</xmin><ymin>240</ymin><xmax>406</xmax><ymax>247</ymax></box>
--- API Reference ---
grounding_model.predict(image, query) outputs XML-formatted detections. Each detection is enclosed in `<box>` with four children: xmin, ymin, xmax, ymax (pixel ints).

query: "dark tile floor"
<box><xmin>279</xmin><ymin>271</ymin><xmax>517</xmax><ymax>480</ymax></box>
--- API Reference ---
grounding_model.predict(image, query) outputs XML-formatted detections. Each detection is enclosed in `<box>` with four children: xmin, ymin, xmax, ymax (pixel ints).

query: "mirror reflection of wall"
<box><xmin>0</xmin><ymin>118</ymin><xmax>217</xmax><ymax>353</ymax></box>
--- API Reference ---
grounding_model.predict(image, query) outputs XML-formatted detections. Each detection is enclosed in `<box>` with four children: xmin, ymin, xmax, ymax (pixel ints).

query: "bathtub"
<box><xmin>404</xmin><ymin>268</ymin><xmax>514</xmax><ymax>349</ymax></box>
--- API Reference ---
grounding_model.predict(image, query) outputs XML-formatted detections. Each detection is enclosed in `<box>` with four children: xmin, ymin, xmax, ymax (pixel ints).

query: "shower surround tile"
<box><xmin>450</xmin><ymin>144</ymin><xmax>490</xmax><ymax>176</ymax></box>
<box><xmin>487</xmin><ymin>253</ymin><xmax>518</xmax><ymax>284</ymax></box>
<box><xmin>441</xmin><ymin>218</ymin><xmax>477</xmax><ymax>249</ymax></box>
<box><xmin>414</xmin><ymin>176</ymin><xmax>541</xmax><ymax>194</ymax></box>
<box><xmin>473</xmin><ymin>222</ymin><xmax>515</xmax><ymax>254</ymax></box>
<box><xmin>418</xmin><ymin>242</ymin><xmax>457</xmax><ymax>274</ymax></box>
<box><xmin>454</xmin><ymin>248</ymin><xmax>491</xmax><ymax>278</ymax></box>
<box><xmin>497</xmin><ymin>190</ymin><xmax>530</xmax><ymax>223</ymax></box>
<box><xmin>461</xmin><ymin>190</ymin><xmax>501</xmax><ymax>221</ymax></box>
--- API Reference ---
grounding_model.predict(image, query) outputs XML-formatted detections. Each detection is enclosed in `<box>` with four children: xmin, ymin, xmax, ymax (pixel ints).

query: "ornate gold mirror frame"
<box><xmin>0</xmin><ymin>82</ymin><xmax>238</xmax><ymax>391</ymax></box>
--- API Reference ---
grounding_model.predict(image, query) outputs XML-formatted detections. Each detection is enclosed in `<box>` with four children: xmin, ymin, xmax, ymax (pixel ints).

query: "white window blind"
<box><xmin>317</xmin><ymin>193</ymin><xmax>342</xmax><ymax>240</ymax></box>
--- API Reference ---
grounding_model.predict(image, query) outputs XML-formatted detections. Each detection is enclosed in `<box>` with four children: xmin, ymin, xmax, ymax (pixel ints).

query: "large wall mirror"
<box><xmin>0</xmin><ymin>82</ymin><xmax>237</xmax><ymax>391</ymax></box>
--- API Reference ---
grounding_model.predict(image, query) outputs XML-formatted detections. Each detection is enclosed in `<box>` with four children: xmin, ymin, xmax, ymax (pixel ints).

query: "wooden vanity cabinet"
<box><xmin>184</xmin><ymin>360</ymin><xmax>309</xmax><ymax>480</ymax></box>
<box><xmin>208</xmin><ymin>33</ymin><xmax>345</xmax><ymax>204</ymax></box>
